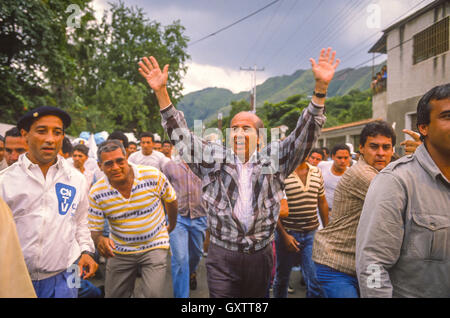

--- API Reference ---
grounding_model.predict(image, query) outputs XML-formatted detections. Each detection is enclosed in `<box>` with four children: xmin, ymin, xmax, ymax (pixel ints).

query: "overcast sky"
<box><xmin>91</xmin><ymin>0</ymin><xmax>434</xmax><ymax>94</ymax></box>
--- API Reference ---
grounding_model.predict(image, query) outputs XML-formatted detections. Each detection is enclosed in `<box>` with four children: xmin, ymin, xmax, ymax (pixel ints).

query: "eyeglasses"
<box><xmin>102</xmin><ymin>157</ymin><xmax>126</xmax><ymax>168</ymax></box>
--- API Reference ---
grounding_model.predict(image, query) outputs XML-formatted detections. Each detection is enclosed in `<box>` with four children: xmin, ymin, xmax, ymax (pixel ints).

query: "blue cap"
<box><xmin>17</xmin><ymin>106</ymin><xmax>71</xmax><ymax>131</ymax></box>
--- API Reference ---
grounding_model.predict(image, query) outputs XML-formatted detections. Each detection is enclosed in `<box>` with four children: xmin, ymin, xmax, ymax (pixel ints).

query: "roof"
<box><xmin>321</xmin><ymin>118</ymin><xmax>383</xmax><ymax>133</ymax></box>
<box><xmin>0</xmin><ymin>123</ymin><xmax>15</xmax><ymax>137</ymax></box>
<box><xmin>368</xmin><ymin>0</ymin><xmax>445</xmax><ymax>54</ymax></box>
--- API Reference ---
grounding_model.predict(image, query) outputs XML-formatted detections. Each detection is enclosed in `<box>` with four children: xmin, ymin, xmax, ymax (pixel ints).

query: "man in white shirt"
<box><xmin>128</xmin><ymin>131</ymin><xmax>169</xmax><ymax>170</ymax></box>
<box><xmin>72</xmin><ymin>143</ymin><xmax>94</xmax><ymax>187</ymax></box>
<box><xmin>318</xmin><ymin>144</ymin><xmax>351</xmax><ymax>213</ymax></box>
<box><xmin>0</xmin><ymin>106</ymin><xmax>97</xmax><ymax>298</ymax></box>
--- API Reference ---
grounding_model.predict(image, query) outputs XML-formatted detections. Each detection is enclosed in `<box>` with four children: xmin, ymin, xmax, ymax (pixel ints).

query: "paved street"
<box><xmin>90</xmin><ymin>253</ymin><xmax>306</xmax><ymax>298</ymax></box>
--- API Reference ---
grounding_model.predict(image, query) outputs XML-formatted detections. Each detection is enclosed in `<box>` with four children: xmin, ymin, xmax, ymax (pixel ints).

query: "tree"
<box><xmin>0</xmin><ymin>0</ymin><xmax>91</xmax><ymax>124</ymax></box>
<box><xmin>1</xmin><ymin>0</ymin><xmax>190</xmax><ymax>137</ymax></box>
<box><xmin>77</xmin><ymin>1</ymin><xmax>189</xmax><ymax>135</ymax></box>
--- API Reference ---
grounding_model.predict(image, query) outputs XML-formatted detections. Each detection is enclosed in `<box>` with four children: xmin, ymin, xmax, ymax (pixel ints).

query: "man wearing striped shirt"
<box><xmin>312</xmin><ymin>121</ymin><xmax>396</xmax><ymax>298</ymax></box>
<box><xmin>88</xmin><ymin>140</ymin><xmax>178</xmax><ymax>298</ymax></box>
<box><xmin>273</xmin><ymin>159</ymin><xmax>328</xmax><ymax>298</ymax></box>
<box><xmin>138</xmin><ymin>48</ymin><xmax>340</xmax><ymax>297</ymax></box>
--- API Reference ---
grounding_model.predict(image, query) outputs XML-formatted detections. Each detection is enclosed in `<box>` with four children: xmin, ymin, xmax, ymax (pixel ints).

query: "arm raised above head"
<box><xmin>275</xmin><ymin>48</ymin><xmax>340</xmax><ymax>178</ymax></box>
<box><xmin>139</xmin><ymin>55</ymin><xmax>171</xmax><ymax>109</ymax></box>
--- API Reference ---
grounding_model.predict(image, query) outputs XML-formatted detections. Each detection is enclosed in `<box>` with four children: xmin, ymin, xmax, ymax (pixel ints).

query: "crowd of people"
<box><xmin>0</xmin><ymin>48</ymin><xmax>449</xmax><ymax>298</ymax></box>
<box><xmin>371</xmin><ymin>65</ymin><xmax>387</xmax><ymax>94</ymax></box>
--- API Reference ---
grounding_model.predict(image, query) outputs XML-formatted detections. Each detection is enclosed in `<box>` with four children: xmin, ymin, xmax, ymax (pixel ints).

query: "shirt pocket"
<box><xmin>408</xmin><ymin>212</ymin><xmax>450</xmax><ymax>261</ymax></box>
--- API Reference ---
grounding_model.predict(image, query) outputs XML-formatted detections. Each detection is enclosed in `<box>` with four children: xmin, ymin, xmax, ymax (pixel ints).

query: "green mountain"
<box><xmin>177</xmin><ymin>64</ymin><xmax>380</xmax><ymax>127</ymax></box>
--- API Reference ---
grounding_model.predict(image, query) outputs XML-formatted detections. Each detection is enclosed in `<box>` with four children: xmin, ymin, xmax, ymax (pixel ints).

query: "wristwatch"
<box><xmin>313</xmin><ymin>91</ymin><xmax>327</xmax><ymax>98</ymax></box>
<box><xmin>81</xmin><ymin>250</ymin><xmax>95</xmax><ymax>258</ymax></box>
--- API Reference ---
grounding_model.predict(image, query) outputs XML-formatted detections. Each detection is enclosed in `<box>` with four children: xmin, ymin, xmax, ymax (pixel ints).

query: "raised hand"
<box><xmin>400</xmin><ymin>129</ymin><xmax>422</xmax><ymax>155</ymax></box>
<box><xmin>138</xmin><ymin>56</ymin><xmax>169</xmax><ymax>92</ymax></box>
<box><xmin>310</xmin><ymin>47</ymin><xmax>340</xmax><ymax>86</ymax></box>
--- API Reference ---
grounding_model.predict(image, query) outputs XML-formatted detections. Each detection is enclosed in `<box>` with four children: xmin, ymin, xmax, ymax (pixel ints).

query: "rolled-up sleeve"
<box><xmin>356</xmin><ymin>172</ymin><xmax>407</xmax><ymax>298</ymax></box>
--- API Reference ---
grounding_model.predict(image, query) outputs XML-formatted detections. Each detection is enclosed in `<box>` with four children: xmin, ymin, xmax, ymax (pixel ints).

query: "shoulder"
<box><xmin>135</xmin><ymin>164</ymin><xmax>164</xmax><ymax>180</ymax></box>
<box><xmin>342</xmin><ymin>160</ymin><xmax>377</xmax><ymax>186</ymax></box>
<box><xmin>89</xmin><ymin>178</ymin><xmax>108</xmax><ymax>198</ymax></box>
<box><xmin>380</xmin><ymin>154</ymin><xmax>415</xmax><ymax>175</ymax></box>
<box><xmin>128</xmin><ymin>151</ymin><xmax>141</xmax><ymax>160</ymax></box>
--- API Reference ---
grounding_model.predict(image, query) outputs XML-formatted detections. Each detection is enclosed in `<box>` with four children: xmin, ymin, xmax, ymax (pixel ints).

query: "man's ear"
<box><xmin>20</xmin><ymin>128</ymin><xmax>28</xmax><ymax>138</ymax></box>
<box><xmin>417</xmin><ymin>124</ymin><xmax>428</xmax><ymax>140</ymax></box>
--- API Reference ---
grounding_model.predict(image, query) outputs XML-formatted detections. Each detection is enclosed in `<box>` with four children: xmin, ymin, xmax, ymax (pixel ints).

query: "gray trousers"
<box><xmin>205</xmin><ymin>243</ymin><xmax>273</xmax><ymax>298</ymax></box>
<box><xmin>105</xmin><ymin>248</ymin><xmax>168</xmax><ymax>298</ymax></box>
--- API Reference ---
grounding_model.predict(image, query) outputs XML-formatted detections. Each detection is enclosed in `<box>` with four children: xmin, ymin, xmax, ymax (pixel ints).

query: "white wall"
<box><xmin>386</xmin><ymin>3</ymin><xmax>449</xmax><ymax>105</ymax></box>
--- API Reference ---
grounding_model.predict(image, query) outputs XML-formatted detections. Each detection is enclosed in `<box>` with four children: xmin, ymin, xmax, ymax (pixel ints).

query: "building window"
<box><xmin>405</xmin><ymin>112</ymin><xmax>419</xmax><ymax>133</ymax></box>
<box><xmin>413</xmin><ymin>16</ymin><xmax>449</xmax><ymax>64</ymax></box>
<box><xmin>326</xmin><ymin>136</ymin><xmax>346</xmax><ymax>151</ymax></box>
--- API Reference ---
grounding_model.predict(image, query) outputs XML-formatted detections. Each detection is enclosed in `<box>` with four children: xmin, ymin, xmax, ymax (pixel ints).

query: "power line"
<box><xmin>250</xmin><ymin>0</ymin><xmax>300</xmax><ymax>66</ymax></box>
<box><xmin>264</xmin><ymin>0</ymin><xmax>325</xmax><ymax>69</ymax></box>
<box><xmin>189</xmin><ymin>0</ymin><xmax>281</xmax><ymax>47</ymax></box>
<box><xmin>296</xmin><ymin>0</ymin><xmax>368</xmax><ymax>64</ymax></box>
<box><xmin>337</xmin><ymin>0</ymin><xmax>430</xmax><ymax>62</ymax></box>
<box><xmin>240</xmin><ymin>0</ymin><xmax>285</xmax><ymax>67</ymax></box>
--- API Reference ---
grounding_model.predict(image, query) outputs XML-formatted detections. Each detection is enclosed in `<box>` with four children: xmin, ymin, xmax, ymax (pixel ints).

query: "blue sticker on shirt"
<box><xmin>55</xmin><ymin>183</ymin><xmax>77</xmax><ymax>215</ymax></box>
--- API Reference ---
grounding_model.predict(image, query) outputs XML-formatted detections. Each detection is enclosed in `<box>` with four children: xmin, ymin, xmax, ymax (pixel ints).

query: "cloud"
<box><xmin>182</xmin><ymin>62</ymin><xmax>269</xmax><ymax>95</ymax></box>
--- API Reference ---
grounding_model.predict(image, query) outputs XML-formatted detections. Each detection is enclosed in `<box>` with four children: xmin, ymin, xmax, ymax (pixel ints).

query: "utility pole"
<box><xmin>240</xmin><ymin>65</ymin><xmax>264</xmax><ymax>113</ymax></box>
<box><xmin>218</xmin><ymin>112</ymin><xmax>223</xmax><ymax>131</ymax></box>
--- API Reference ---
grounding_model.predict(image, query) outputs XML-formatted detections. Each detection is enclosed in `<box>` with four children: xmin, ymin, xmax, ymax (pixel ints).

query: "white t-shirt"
<box><xmin>128</xmin><ymin>150</ymin><xmax>170</xmax><ymax>171</ymax></box>
<box><xmin>318</xmin><ymin>161</ymin><xmax>345</xmax><ymax>211</ymax></box>
<box><xmin>67</xmin><ymin>157</ymin><xmax>104</xmax><ymax>184</ymax></box>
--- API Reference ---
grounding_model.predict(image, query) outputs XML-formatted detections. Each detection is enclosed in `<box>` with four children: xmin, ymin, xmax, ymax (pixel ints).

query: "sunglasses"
<box><xmin>102</xmin><ymin>157</ymin><xmax>126</xmax><ymax>168</ymax></box>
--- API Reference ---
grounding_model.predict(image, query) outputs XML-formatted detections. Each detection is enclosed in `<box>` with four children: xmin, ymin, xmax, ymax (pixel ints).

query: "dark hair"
<box><xmin>73</xmin><ymin>144</ymin><xmax>89</xmax><ymax>157</ymax></box>
<box><xmin>5</xmin><ymin>127</ymin><xmax>21</xmax><ymax>138</ymax></box>
<box><xmin>321</xmin><ymin>146</ymin><xmax>330</xmax><ymax>155</ymax></box>
<box><xmin>162</xmin><ymin>140</ymin><xmax>172</xmax><ymax>146</ymax></box>
<box><xmin>359</xmin><ymin>120</ymin><xmax>396</xmax><ymax>147</ymax></box>
<box><xmin>61</xmin><ymin>137</ymin><xmax>73</xmax><ymax>155</ymax></box>
<box><xmin>140</xmin><ymin>132</ymin><xmax>153</xmax><ymax>141</ymax></box>
<box><xmin>108</xmin><ymin>131</ymin><xmax>129</xmax><ymax>148</ymax></box>
<box><xmin>309</xmin><ymin>148</ymin><xmax>324</xmax><ymax>159</ymax></box>
<box><xmin>331</xmin><ymin>144</ymin><xmax>351</xmax><ymax>157</ymax></box>
<box><xmin>97</xmin><ymin>140</ymin><xmax>127</xmax><ymax>163</ymax></box>
<box><xmin>416</xmin><ymin>84</ymin><xmax>450</xmax><ymax>140</ymax></box>
<box><xmin>0</xmin><ymin>135</ymin><xmax>3</xmax><ymax>143</ymax></box>
<box><xmin>154</xmin><ymin>140</ymin><xmax>162</xmax><ymax>145</ymax></box>
<box><xmin>128</xmin><ymin>141</ymin><xmax>137</xmax><ymax>147</ymax></box>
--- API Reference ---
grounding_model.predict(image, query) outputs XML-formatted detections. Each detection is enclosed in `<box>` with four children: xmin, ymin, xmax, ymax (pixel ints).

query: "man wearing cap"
<box><xmin>0</xmin><ymin>106</ymin><xmax>98</xmax><ymax>298</ymax></box>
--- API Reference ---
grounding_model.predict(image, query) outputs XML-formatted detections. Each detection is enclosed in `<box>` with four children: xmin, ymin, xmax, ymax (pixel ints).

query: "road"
<box><xmin>90</xmin><ymin>253</ymin><xmax>307</xmax><ymax>298</ymax></box>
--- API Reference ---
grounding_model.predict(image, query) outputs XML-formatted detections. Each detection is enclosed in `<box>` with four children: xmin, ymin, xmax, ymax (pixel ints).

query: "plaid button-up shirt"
<box><xmin>161</xmin><ymin>102</ymin><xmax>325</xmax><ymax>253</ymax></box>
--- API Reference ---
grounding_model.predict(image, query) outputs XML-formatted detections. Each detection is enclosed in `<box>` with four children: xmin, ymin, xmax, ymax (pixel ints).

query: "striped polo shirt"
<box><xmin>88</xmin><ymin>164</ymin><xmax>176</xmax><ymax>254</ymax></box>
<box><xmin>281</xmin><ymin>163</ymin><xmax>325</xmax><ymax>232</ymax></box>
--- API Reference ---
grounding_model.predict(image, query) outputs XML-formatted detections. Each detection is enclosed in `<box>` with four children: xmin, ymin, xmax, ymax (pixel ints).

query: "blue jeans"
<box><xmin>32</xmin><ymin>271</ymin><xmax>78</xmax><ymax>298</ymax></box>
<box><xmin>169</xmin><ymin>215</ymin><xmax>207</xmax><ymax>298</ymax></box>
<box><xmin>314</xmin><ymin>262</ymin><xmax>360</xmax><ymax>298</ymax></box>
<box><xmin>273</xmin><ymin>229</ymin><xmax>324</xmax><ymax>298</ymax></box>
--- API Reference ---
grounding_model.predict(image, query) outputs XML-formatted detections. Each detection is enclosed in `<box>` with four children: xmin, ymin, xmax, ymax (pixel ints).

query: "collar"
<box><xmin>415</xmin><ymin>144</ymin><xmax>449</xmax><ymax>183</ymax></box>
<box><xmin>20</xmin><ymin>153</ymin><xmax>65</xmax><ymax>171</ymax></box>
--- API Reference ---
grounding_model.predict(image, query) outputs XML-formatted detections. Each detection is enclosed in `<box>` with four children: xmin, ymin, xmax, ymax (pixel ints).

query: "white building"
<box><xmin>370</xmin><ymin>0</ymin><xmax>449</xmax><ymax>155</ymax></box>
<box><xmin>318</xmin><ymin>0</ymin><xmax>449</xmax><ymax>155</ymax></box>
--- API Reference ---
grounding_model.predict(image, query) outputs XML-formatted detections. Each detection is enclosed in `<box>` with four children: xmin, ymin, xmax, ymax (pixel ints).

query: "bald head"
<box><xmin>231</xmin><ymin>112</ymin><xmax>264</xmax><ymax>132</ymax></box>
